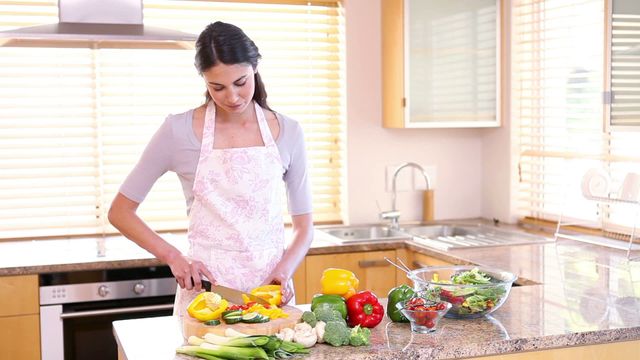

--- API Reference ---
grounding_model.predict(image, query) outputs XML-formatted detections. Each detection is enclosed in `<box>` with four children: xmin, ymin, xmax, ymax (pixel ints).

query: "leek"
<box><xmin>279</xmin><ymin>340</ymin><xmax>310</xmax><ymax>354</ymax></box>
<box><xmin>188</xmin><ymin>336</ymin><xmax>205</xmax><ymax>346</ymax></box>
<box><xmin>224</xmin><ymin>328</ymin><xmax>250</xmax><ymax>337</ymax></box>
<box><xmin>203</xmin><ymin>333</ymin><xmax>269</xmax><ymax>347</ymax></box>
<box><xmin>177</xmin><ymin>344</ymin><xmax>268</xmax><ymax>360</ymax></box>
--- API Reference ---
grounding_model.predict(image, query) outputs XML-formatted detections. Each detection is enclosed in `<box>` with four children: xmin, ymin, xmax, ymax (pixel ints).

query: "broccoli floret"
<box><xmin>323</xmin><ymin>321</ymin><xmax>351</xmax><ymax>347</ymax></box>
<box><xmin>312</xmin><ymin>305</ymin><xmax>346</xmax><ymax>325</ymax></box>
<box><xmin>349</xmin><ymin>325</ymin><xmax>371</xmax><ymax>346</ymax></box>
<box><xmin>301</xmin><ymin>311</ymin><xmax>317</xmax><ymax>327</ymax></box>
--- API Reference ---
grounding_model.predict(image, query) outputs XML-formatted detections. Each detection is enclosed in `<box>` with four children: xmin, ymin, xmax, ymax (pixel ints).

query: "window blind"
<box><xmin>0</xmin><ymin>0</ymin><xmax>344</xmax><ymax>240</ymax></box>
<box><xmin>514</xmin><ymin>0</ymin><xmax>640</xmax><ymax>235</ymax></box>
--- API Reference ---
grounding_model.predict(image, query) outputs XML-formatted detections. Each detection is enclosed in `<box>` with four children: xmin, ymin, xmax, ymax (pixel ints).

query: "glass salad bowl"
<box><xmin>396</xmin><ymin>298</ymin><xmax>451</xmax><ymax>333</ymax></box>
<box><xmin>407</xmin><ymin>266</ymin><xmax>516</xmax><ymax>319</ymax></box>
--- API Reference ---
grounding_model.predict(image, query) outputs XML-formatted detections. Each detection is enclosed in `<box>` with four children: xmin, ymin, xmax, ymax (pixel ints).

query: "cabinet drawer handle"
<box><xmin>358</xmin><ymin>260</ymin><xmax>390</xmax><ymax>268</ymax></box>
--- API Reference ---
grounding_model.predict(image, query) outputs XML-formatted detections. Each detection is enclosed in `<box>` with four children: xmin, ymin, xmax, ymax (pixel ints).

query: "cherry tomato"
<box><xmin>407</xmin><ymin>297</ymin><xmax>426</xmax><ymax>307</ymax></box>
<box><xmin>424</xmin><ymin>319</ymin><xmax>435</xmax><ymax>328</ymax></box>
<box><xmin>436</xmin><ymin>302</ymin><xmax>446</xmax><ymax>311</ymax></box>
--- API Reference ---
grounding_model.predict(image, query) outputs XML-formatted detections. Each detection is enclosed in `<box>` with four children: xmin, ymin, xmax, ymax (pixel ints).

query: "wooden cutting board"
<box><xmin>182</xmin><ymin>305</ymin><xmax>303</xmax><ymax>337</ymax></box>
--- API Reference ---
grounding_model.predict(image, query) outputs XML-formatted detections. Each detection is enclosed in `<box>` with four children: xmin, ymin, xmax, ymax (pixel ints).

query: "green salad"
<box><xmin>434</xmin><ymin>268</ymin><xmax>507</xmax><ymax>316</ymax></box>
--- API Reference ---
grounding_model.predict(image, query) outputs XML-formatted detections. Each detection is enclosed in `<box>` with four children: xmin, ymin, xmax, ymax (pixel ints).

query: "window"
<box><xmin>0</xmin><ymin>0</ymin><xmax>344</xmax><ymax>240</ymax></box>
<box><xmin>513</xmin><ymin>0</ymin><xmax>640</xmax><ymax>235</ymax></box>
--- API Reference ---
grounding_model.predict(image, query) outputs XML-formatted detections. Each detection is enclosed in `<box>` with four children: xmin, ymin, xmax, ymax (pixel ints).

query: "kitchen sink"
<box><xmin>317</xmin><ymin>223</ymin><xmax>553</xmax><ymax>249</ymax></box>
<box><xmin>404</xmin><ymin>224</ymin><xmax>553</xmax><ymax>250</ymax></box>
<box><xmin>318</xmin><ymin>225</ymin><xmax>411</xmax><ymax>243</ymax></box>
<box><xmin>401</xmin><ymin>225</ymin><xmax>477</xmax><ymax>238</ymax></box>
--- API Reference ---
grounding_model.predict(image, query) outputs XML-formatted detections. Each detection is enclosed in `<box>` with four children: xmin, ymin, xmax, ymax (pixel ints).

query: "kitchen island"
<box><xmin>113</xmin><ymin>289</ymin><xmax>640</xmax><ymax>360</ymax></box>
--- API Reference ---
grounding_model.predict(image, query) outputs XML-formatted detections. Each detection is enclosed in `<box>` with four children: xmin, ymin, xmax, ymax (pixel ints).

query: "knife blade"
<box><xmin>201</xmin><ymin>281</ymin><xmax>270</xmax><ymax>306</ymax></box>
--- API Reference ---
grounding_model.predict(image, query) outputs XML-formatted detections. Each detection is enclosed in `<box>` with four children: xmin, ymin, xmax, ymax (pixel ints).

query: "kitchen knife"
<box><xmin>201</xmin><ymin>280</ymin><xmax>270</xmax><ymax>306</ymax></box>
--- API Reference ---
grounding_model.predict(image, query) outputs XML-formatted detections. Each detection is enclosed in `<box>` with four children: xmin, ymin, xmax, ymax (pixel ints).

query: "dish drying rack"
<box><xmin>554</xmin><ymin>170</ymin><xmax>640</xmax><ymax>261</ymax></box>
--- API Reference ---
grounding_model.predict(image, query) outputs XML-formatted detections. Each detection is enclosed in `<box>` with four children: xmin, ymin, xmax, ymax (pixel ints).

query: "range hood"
<box><xmin>0</xmin><ymin>0</ymin><xmax>196</xmax><ymax>48</ymax></box>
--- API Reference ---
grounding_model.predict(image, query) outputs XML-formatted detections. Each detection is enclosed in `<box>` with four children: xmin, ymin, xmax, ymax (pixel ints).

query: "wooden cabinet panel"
<box><xmin>292</xmin><ymin>259</ymin><xmax>306</xmax><ymax>304</ymax></box>
<box><xmin>304</xmin><ymin>250</ymin><xmax>398</xmax><ymax>301</ymax></box>
<box><xmin>412</xmin><ymin>252</ymin><xmax>454</xmax><ymax>269</ymax></box>
<box><xmin>395</xmin><ymin>248</ymin><xmax>412</xmax><ymax>287</ymax></box>
<box><xmin>0</xmin><ymin>314</ymin><xmax>40</xmax><ymax>360</ymax></box>
<box><xmin>0</xmin><ymin>275</ymin><xmax>39</xmax><ymax>316</ymax></box>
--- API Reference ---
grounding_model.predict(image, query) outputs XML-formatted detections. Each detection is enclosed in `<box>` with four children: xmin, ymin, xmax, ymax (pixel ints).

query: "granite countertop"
<box><xmin>3</xmin><ymin>220</ymin><xmax>640</xmax><ymax>358</ymax></box>
<box><xmin>113</xmin><ymin>287</ymin><xmax>640</xmax><ymax>360</ymax></box>
<box><xmin>0</xmin><ymin>229</ymin><xmax>352</xmax><ymax>276</ymax></box>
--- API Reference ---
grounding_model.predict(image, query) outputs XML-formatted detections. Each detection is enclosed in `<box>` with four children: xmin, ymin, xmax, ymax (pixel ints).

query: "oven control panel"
<box><xmin>40</xmin><ymin>278</ymin><xmax>176</xmax><ymax>305</ymax></box>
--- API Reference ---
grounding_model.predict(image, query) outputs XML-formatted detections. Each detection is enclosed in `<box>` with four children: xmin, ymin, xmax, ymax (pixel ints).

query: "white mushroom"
<box><xmin>276</xmin><ymin>327</ymin><xmax>295</xmax><ymax>342</ymax></box>
<box><xmin>294</xmin><ymin>322</ymin><xmax>313</xmax><ymax>333</ymax></box>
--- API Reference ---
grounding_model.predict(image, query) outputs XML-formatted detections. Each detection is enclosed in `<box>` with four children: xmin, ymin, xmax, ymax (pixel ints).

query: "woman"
<box><xmin>108</xmin><ymin>22</ymin><xmax>313</xmax><ymax>313</ymax></box>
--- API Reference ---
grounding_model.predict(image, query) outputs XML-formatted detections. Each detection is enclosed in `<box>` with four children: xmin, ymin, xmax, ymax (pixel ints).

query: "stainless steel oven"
<box><xmin>39</xmin><ymin>266</ymin><xmax>176</xmax><ymax>360</ymax></box>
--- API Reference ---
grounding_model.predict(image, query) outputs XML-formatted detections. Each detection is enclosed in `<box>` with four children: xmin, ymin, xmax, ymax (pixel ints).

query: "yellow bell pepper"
<box><xmin>250</xmin><ymin>285</ymin><xmax>283</xmax><ymax>307</ymax></box>
<box><xmin>187</xmin><ymin>292</ymin><xmax>229</xmax><ymax>322</ymax></box>
<box><xmin>320</xmin><ymin>268</ymin><xmax>359</xmax><ymax>299</ymax></box>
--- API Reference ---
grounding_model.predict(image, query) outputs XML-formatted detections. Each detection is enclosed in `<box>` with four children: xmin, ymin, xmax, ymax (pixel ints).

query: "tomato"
<box><xmin>424</xmin><ymin>319</ymin><xmax>435</xmax><ymax>328</ymax></box>
<box><xmin>407</xmin><ymin>297</ymin><xmax>426</xmax><ymax>307</ymax></box>
<box><xmin>413</xmin><ymin>311</ymin><xmax>430</xmax><ymax>326</ymax></box>
<box><xmin>440</xmin><ymin>291</ymin><xmax>465</xmax><ymax>305</ymax></box>
<box><xmin>436</xmin><ymin>302</ymin><xmax>446</xmax><ymax>311</ymax></box>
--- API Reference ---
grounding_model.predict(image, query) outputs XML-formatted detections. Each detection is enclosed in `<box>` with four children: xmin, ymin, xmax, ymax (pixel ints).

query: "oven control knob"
<box><xmin>133</xmin><ymin>283</ymin><xmax>145</xmax><ymax>295</ymax></box>
<box><xmin>98</xmin><ymin>285</ymin><xmax>110</xmax><ymax>297</ymax></box>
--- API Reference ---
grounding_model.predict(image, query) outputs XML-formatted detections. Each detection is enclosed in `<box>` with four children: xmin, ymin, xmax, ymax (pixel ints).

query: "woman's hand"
<box><xmin>166</xmin><ymin>252</ymin><xmax>215</xmax><ymax>291</ymax></box>
<box><xmin>263</xmin><ymin>270</ymin><xmax>294</xmax><ymax>305</ymax></box>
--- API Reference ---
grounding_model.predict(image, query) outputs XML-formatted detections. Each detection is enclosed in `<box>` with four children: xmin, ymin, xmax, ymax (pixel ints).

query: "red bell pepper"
<box><xmin>346</xmin><ymin>291</ymin><xmax>384</xmax><ymax>328</ymax></box>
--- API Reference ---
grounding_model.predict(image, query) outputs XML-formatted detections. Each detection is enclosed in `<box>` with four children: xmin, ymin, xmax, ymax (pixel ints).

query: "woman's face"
<box><xmin>202</xmin><ymin>62</ymin><xmax>255</xmax><ymax>114</ymax></box>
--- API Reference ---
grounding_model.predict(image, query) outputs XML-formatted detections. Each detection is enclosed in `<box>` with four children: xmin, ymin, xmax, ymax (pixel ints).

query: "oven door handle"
<box><xmin>59</xmin><ymin>303</ymin><xmax>174</xmax><ymax>319</ymax></box>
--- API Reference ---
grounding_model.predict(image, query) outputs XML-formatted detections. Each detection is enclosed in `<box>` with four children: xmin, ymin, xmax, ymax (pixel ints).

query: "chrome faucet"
<box><xmin>380</xmin><ymin>162</ymin><xmax>431</xmax><ymax>230</ymax></box>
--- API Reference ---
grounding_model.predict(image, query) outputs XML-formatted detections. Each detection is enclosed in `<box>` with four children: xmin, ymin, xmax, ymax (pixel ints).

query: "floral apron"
<box><xmin>174</xmin><ymin>101</ymin><xmax>286</xmax><ymax>318</ymax></box>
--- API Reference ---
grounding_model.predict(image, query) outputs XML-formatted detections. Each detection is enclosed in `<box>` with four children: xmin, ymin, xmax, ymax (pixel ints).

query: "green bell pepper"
<box><xmin>386</xmin><ymin>284</ymin><xmax>416</xmax><ymax>322</ymax></box>
<box><xmin>311</xmin><ymin>294</ymin><xmax>348</xmax><ymax>319</ymax></box>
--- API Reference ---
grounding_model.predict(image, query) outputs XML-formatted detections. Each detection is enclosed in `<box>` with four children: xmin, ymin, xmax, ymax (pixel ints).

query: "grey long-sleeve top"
<box><xmin>119</xmin><ymin>108</ymin><xmax>312</xmax><ymax>216</ymax></box>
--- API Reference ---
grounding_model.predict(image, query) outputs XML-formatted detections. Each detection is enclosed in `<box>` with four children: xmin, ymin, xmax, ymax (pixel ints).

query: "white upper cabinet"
<box><xmin>382</xmin><ymin>0</ymin><xmax>503</xmax><ymax>128</ymax></box>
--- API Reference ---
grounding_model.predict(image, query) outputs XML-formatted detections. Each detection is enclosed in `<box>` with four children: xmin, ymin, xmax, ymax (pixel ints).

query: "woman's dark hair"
<box><xmin>195</xmin><ymin>21</ymin><xmax>270</xmax><ymax>110</ymax></box>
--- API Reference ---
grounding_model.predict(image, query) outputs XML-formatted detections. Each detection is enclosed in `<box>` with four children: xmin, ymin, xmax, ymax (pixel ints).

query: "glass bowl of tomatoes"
<box><xmin>396</xmin><ymin>296</ymin><xmax>451</xmax><ymax>334</ymax></box>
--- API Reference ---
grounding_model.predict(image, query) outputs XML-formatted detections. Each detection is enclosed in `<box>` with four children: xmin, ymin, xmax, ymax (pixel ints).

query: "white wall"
<box><xmin>343</xmin><ymin>0</ymin><xmax>490</xmax><ymax>224</ymax></box>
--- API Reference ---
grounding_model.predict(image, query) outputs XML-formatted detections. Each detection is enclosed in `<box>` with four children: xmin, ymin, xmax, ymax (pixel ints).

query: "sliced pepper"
<box><xmin>346</xmin><ymin>291</ymin><xmax>384</xmax><ymax>328</ymax></box>
<box><xmin>187</xmin><ymin>292</ymin><xmax>229</xmax><ymax>322</ymax></box>
<box><xmin>250</xmin><ymin>284</ymin><xmax>283</xmax><ymax>306</ymax></box>
<box><xmin>320</xmin><ymin>268</ymin><xmax>359</xmax><ymax>299</ymax></box>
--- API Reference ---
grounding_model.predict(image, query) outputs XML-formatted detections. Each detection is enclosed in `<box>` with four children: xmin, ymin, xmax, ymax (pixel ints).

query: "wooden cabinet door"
<box><xmin>304</xmin><ymin>250</ymin><xmax>398</xmax><ymax>301</ymax></box>
<box><xmin>292</xmin><ymin>260</ymin><xmax>307</xmax><ymax>304</ymax></box>
<box><xmin>0</xmin><ymin>275</ymin><xmax>40</xmax><ymax>360</ymax></box>
<box><xmin>0</xmin><ymin>275</ymin><xmax>39</xmax><ymax>316</ymax></box>
<box><xmin>412</xmin><ymin>252</ymin><xmax>454</xmax><ymax>268</ymax></box>
<box><xmin>0</xmin><ymin>314</ymin><xmax>40</xmax><ymax>360</ymax></box>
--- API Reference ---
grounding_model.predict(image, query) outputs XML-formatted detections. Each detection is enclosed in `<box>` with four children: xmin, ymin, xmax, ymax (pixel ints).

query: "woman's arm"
<box><xmin>108</xmin><ymin>193</ymin><xmax>214</xmax><ymax>291</ymax></box>
<box><xmin>263</xmin><ymin>213</ymin><xmax>313</xmax><ymax>303</ymax></box>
